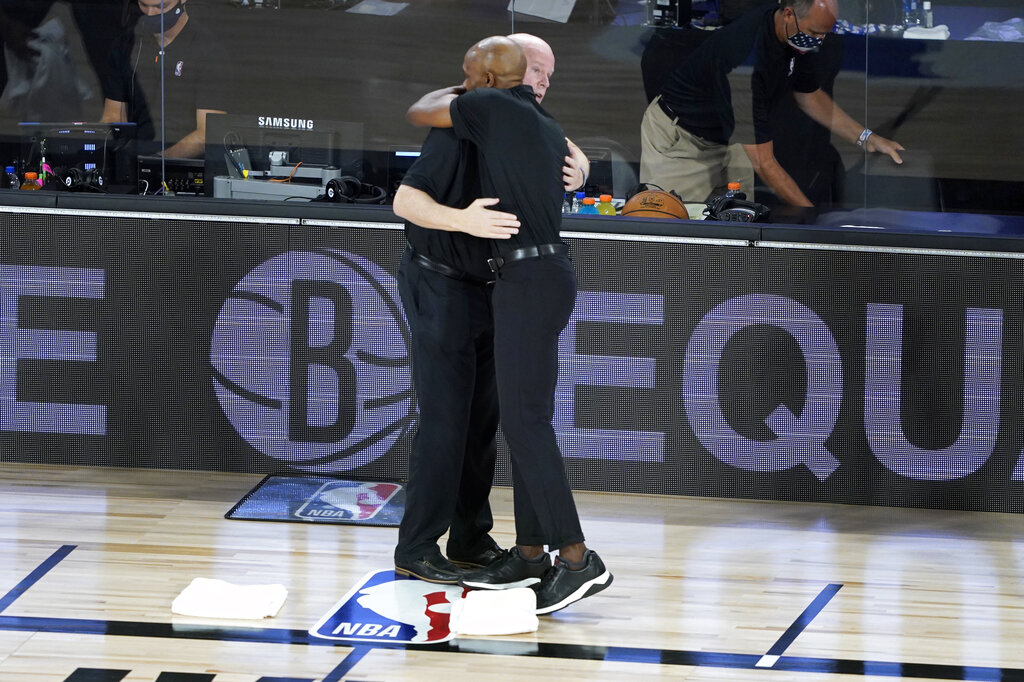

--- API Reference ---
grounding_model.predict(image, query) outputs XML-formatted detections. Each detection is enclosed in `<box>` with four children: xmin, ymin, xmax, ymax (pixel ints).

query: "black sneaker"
<box><xmin>531</xmin><ymin>549</ymin><xmax>612</xmax><ymax>614</ymax></box>
<box><xmin>459</xmin><ymin>547</ymin><xmax>552</xmax><ymax>590</ymax></box>
<box><xmin>394</xmin><ymin>551</ymin><xmax>467</xmax><ymax>584</ymax></box>
<box><xmin>448</xmin><ymin>545</ymin><xmax>505</xmax><ymax>570</ymax></box>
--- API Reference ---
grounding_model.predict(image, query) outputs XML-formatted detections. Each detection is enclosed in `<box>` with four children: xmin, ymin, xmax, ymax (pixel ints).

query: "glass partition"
<box><xmin>0</xmin><ymin>0</ymin><xmax>1021</xmax><ymax>229</ymax></box>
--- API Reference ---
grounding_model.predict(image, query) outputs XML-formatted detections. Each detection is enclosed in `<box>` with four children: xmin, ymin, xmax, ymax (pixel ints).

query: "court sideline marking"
<box><xmin>756</xmin><ymin>583</ymin><xmax>843</xmax><ymax>668</ymax></box>
<box><xmin>2</xmin><ymin>547</ymin><xmax>1023</xmax><ymax>680</ymax></box>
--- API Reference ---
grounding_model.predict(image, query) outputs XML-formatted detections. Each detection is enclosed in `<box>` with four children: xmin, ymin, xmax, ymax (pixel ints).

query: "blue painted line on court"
<box><xmin>1</xmin><ymin>612</ymin><xmax>1023</xmax><ymax>680</ymax></box>
<box><xmin>0</xmin><ymin>544</ymin><xmax>76</xmax><ymax>614</ymax></box>
<box><xmin>321</xmin><ymin>646</ymin><xmax>372</xmax><ymax>682</ymax></box>
<box><xmin>764</xmin><ymin>583</ymin><xmax>843</xmax><ymax>659</ymax></box>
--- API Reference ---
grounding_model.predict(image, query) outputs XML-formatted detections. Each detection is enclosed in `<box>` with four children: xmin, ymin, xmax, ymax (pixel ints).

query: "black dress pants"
<box><xmin>492</xmin><ymin>253</ymin><xmax>585</xmax><ymax>550</ymax></box>
<box><xmin>394</xmin><ymin>249</ymin><xmax>499</xmax><ymax>564</ymax></box>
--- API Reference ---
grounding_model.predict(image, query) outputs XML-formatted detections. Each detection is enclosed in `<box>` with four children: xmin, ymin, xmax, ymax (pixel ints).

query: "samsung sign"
<box><xmin>1</xmin><ymin>213</ymin><xmax>1023</xmax><ymax>511</ymax></box>
<box><xmin>257</xmin><ymin>116</ymin><xmax>315</xmax><ymax>130</ymax></box>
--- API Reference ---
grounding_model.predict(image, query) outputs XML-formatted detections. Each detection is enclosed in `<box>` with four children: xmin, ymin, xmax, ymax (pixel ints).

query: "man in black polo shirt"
<box><xmin>101</xmin><ymin>0</ymin><xmax>228</xmax><ymax>158</ymax></box>
<box><xmin>640</xmin><ymin>0</ymin><xmax>905</xmax><ymax>206</ymax></box>
<box><xmin>392</xmin><ymin>34</ymin><xmax>588</xmax><ymax>586</ymax></box>
<box><xmin>397</xmin><ymin>36</ymin><xmax>612</xmax><ymax>615</ymax></box>
<box><xmin>389</xmin><ymin>129</ymin><xmax>514</xmax><ymax>584</ymax></box>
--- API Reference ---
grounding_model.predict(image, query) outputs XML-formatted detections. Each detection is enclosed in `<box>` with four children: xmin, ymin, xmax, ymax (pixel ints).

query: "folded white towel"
<box><xmin>171</xmin><ymin>577</ymin><xmax>287</xmax><ymax>619</ymax></box>
<box><xmin>904</xmin><ymin>24</ymin><xmax>950</xmax><ymax>40</ymax></box>
<box><xmin>449</xmin><ymin>588</ymin><xmax>539</xmax><ymax>636</ymax></box>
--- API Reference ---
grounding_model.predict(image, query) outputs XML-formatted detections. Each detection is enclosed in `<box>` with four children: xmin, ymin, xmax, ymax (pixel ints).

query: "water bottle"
<box><xmin>571</xmin><ymin>190</ymin><xmax>584</xmax><ymax>213</ymax></box>
<box><xmin>577</xmin><ymin>197</ymin><xmax>599</xmax><ymax>215</ymax></box>
<box><xmin>562</xmin><ymin>193</ymin><xmax>571</xmax><ymax>214</ymax></box>
<box><xmin>20</xmin><ymin>171</ymin><xmax>42</xmax><ymax>190</ymax></box>
<box><xmin>3</xmin><ymin>166</ymin><xmax>18</xmax><ymax>190</ymax></box>
<box><xmin>902</xmin><ymin>0</ymin><xmax>920</xmax><ymax>26</ymax></box>
<box><xmin>921</xmin><ymin>0</ymin><xmax>933</xmax><ymax>28</ymax></box>
<box><xmin>596</xmin><ymin>194</ymin><xmax>616</xmax><ymax>216</ymax></box>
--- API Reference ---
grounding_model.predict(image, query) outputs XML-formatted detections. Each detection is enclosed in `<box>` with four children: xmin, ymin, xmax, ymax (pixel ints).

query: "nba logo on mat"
<box><xmin>310</xmin><ymin>570</ymin><xmax>465</xmax><ymax>644</ymax></box>
<box><xmin>295</xmin><ymin>481</ymin><xmax>401</xmax><ymax>522</ymax></box>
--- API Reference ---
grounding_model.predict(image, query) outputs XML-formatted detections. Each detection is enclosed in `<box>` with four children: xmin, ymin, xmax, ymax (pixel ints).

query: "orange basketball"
<box><xmin>621</xmin><ymin>189</ymin><xmax>689</xmax><ymax>220</ymax></box>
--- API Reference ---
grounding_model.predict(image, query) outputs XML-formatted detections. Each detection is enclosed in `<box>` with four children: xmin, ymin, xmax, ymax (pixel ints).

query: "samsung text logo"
<box><xmin>257</xmin><ymin>116</ymin><xmax>314</xmax><ymax>130</ymax></box>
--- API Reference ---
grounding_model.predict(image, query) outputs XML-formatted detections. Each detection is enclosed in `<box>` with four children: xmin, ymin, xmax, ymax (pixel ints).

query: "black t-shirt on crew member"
<box><xmin>104</xmin><ymin>22</ymin><xmax>228</xmax><ymax>150</ymax></box>
<box><xmin>449</xmin><ymin>85</ymin><xmax>567</xmax><ymax>254</ymax></box>
<box><xmin>400</xmin><ymin>127</ymin><xmax>494</xmax><ymax>282</ymax></box>
<box><xmin>659</xmin><ymin>5</ymin><xmax>819</xmax><ymax>146</ymax></box>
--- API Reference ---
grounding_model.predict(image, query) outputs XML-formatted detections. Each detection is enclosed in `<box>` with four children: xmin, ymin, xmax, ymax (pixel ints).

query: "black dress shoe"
<box><xmin>447</xmin><ymin>545</ymin><xmax>505</xmax><ymax>569</ymax></box>
<box><xmin>394</xmin><ymin>553</ymin><xmax>467</xmax><ymax>584</ymax></box>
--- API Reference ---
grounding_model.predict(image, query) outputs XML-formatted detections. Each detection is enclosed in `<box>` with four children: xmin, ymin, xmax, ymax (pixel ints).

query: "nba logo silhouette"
<box><xmin>295</xmin><ymin>481</ymin><xmax>401</xmax><ymax>522</ymax></box>
<box><xmin>310</xmin><ymin>570</ymin><xmax>465</xmax><ymax>644</ymax></box>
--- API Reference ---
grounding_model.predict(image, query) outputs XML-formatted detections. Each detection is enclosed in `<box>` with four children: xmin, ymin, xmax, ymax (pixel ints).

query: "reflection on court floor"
<box><xmin>1</xmin><ymin>463</ymin><xmax>1023</xmax><ymax>681</ymax></box>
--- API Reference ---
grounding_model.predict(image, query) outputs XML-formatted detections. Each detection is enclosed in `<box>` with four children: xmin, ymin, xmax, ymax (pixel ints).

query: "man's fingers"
<box><xmin>481</xmin><ymin>225</ymin><xmax>518</xmax><ymax>239</ymax></box>
<box><xmin>884</xmin><ymin>140</ymin><xmax>905</xmax><ymax>164</ymax></box>
<box><xmin>473</xmin><ymin>197</ymin><xmax>501</xmax><ymax>208</ymax></box>
<box><xmin>476</xmin><ymin>211</ymin><xmax>519</xmax><ymax>224</ymax></box>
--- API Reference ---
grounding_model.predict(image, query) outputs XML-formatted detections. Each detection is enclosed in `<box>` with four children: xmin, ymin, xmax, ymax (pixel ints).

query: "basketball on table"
<box><xmin>621</xmin><ymin>189</ymin><xmax>689</xmax><ymax>219</ymax></box>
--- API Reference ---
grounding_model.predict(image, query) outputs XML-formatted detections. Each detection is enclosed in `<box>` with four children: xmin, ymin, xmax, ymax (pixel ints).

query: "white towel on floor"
<box><xmin>171</xmin><ymin>577</ymin><xmax>287</xmax><ymax>619</ymax></box>
<box><xmin>449</xmin><ymin>588</ymin><xmax>539</xmax><ymax>636</ymax></box>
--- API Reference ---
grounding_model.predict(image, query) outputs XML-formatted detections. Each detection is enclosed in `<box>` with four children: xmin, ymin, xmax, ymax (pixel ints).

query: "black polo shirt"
<box><xmin>400</xmin><ymin>128</ymin><xmax>494</xmax><ymax>281</ymax></box>
<box><xmin>659</xmin><ymin>5</ymin><xmax>819</xmax><ymax>145</ymax></box>
<box><xmin>449</xmin><ymin>85</ymin><xmax>567</xmax><ymax>253</ymax></box>
<box><xmin>104</xmin><ymin>22</ymin><xmax>228</xmax><ymax>149</ymax></box>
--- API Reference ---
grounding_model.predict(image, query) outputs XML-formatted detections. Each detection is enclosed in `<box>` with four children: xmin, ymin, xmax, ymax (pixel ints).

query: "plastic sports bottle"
<box><xmin>577</xmin><ymin>197</ymin><xmax>599</xmax><ymax>214</ymax></box>
<box><xmin>20</xmin><ymin>171</ymin><xmax>42</xmax><ymax>190</ymax></box>
<box><xmin>596</xmin><ymin>194</ymin><xmax>616</xmax><ymax>215</ymax></box>
<box><xmin>3</xmin><ymin>166</ymin><xmax>18</xmax><ymax>190</ymax></box>
<box><xmin>571</xmin><ymin>190</ymin><xmax>584</xmax><ymax>213</ymax></box>
<box><xmin>724</xmin><ymin>181</ymin><xmax>745</xmax><ymax>200</ymax></box>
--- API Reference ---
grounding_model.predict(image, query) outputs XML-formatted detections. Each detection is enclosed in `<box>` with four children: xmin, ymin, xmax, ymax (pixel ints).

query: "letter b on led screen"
<box><xmin>210</xmin><ymin>250</ymin><xmax>413</xmax><ymax>472</ymax></box>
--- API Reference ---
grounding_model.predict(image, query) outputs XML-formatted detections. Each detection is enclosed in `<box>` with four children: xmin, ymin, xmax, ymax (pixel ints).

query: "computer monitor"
<box><xmin>204</xmin><ymin>114</ymin><xmax>364</xmax><ymax>197</ymax></box>
<box><xmin>385</xmin><ymin>145</ymin><xmax>422</xmax><ymax>202</ymax></box>
<box><xmin>17</xmin><ymin>121</ymin><xmax>138</xmax><ymax>187</ymax></box>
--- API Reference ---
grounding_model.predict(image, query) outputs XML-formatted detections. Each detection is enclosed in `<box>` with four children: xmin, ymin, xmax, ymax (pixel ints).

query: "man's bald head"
<box><xmin>462</xmin><ymin>36</ymin><xmax>526</xmax><ymax>92</ymax></box>
<box><xmin>508</xmin><ymin>33</ymin><xmax>555</xmax><ymax>103</ymax></box>
<box><xmin>778</xmin><ymin>0</ymin><xmax>837</xmax><ymax>44</ymax></box>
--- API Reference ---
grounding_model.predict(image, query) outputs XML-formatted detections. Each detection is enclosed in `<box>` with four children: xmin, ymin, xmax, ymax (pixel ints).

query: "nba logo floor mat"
<box><xmin>310</xmin><ymin>569</ymin><xmax>466</xmax><ymax>644</ymax></box>
<box><xmin>226</xmin><ymin>474</ymin><xmax>404</xmax><ymax>526</ymax></box>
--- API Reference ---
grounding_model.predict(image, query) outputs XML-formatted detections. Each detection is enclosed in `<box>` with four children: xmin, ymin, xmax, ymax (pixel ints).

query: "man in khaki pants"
<box><xmin>641</xmin><ymin>0</ymin><xmax>904</xmax><ymax>207</ymax></box>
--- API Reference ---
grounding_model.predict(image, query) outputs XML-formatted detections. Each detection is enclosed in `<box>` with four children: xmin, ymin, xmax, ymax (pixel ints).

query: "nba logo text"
<box><xmin>295</xmin><ymin>480</ymin><xmax>401</xmax><ymax>522</ymax></box>
<box><xmin>310</xmin><ymin>570</ymin><xmax>465</xmax><ymax>644</ymax></box>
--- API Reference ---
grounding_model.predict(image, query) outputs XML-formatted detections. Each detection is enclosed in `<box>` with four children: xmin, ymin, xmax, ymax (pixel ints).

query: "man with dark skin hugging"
<box><xmin>392</xmin><ymin>36</ymin><xmax>611</xmax><ymax>615</ymax></box>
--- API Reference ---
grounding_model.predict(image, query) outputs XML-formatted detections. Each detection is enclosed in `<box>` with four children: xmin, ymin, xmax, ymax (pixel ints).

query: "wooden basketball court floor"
<box><xmin>1</xmin><ymin>462</ymin><xmax>1023</xmax><ymax>681</ymax></box>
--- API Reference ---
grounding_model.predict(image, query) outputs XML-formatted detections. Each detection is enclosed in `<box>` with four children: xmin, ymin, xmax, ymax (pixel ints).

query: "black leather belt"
<box><xmin>408</xmin><ymin>248</ymin><xmax>493</xmax><ymax>284</ymax></box>
<box><xmin>657</xmin><ymin>96</ymin><xmax>679</xmax><ymax>124</ymax></box>
<box><xmin>487</xmin><ymin>243</ymin><xmax>568</xmax><ymax>273</ymax></box>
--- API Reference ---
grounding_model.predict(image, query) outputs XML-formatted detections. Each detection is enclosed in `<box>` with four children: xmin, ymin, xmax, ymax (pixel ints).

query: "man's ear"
<box><xmin>485</xmin><ymin>72</ymin><xmax>496</xmax><ymax>88</ymax></box>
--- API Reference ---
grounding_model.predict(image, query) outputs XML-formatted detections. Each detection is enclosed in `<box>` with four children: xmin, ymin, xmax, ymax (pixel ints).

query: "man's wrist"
<box><xmin>856</xmin><ymin>128</ymin><xmax>873</xmax><ymax>147</ymax></box>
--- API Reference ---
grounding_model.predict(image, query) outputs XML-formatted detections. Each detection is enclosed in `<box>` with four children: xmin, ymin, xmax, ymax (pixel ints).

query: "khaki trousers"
<box><xmin>639</xmin><ymin>98</ymin><xmax>754</xmax><ymax>204</ymax></box>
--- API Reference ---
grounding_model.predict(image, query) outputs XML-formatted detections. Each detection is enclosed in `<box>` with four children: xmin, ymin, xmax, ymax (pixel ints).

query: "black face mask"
<box><xmin>138</xmin><ymin>2</ymin><xmax>185</xmax><ymax>34</ymax></box>
<box><xmin>787</xmin><ymin>13</ymin><xmax>823</xmax><ymax>54</ymax></box>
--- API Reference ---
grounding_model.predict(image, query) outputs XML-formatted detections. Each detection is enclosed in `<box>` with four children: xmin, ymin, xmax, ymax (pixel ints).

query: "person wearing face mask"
<box><xmin>101</xmin><ymin>0</ymin><xmax>228</xmax><ymax>158</ymax></box>
<box><xmin>640</xmin><ymin>0</ymin><xmax>905</xmax><ymax>208</ymax></box>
